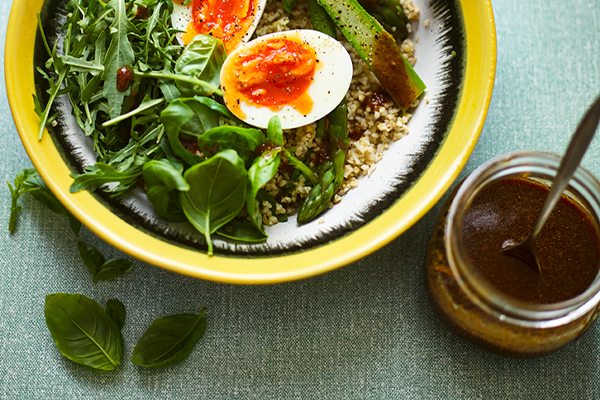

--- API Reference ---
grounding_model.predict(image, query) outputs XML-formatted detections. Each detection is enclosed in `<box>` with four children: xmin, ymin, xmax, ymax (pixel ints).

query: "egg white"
<box><xmin>171</xmin><ymin>0</ymin><xmax>267</xmax><ymax>50</ymax></box>
<box><xmin>220</xmin><ymin>30</ymin><xmax>354</xmax><ymax>130</ymax></box>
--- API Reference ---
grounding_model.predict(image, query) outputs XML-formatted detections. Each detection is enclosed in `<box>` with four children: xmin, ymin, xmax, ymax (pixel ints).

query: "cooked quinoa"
<box><xmin>255</xmin><ymin>0</ymin><xmax>420</xmax><ymax>225</ymax></box>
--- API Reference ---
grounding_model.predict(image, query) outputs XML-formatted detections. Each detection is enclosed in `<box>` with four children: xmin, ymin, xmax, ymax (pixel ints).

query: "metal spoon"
<box><xmin>501</xmin><ymin>94</ymin><xmax>600</xmax><ymax>273</ymax></box>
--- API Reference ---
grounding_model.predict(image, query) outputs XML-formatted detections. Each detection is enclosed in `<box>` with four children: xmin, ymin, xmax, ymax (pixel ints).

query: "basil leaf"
<box><xmin>218</xmin><ymin>218</ymin><xmax>267</xmax><ymax>243</ymax></box>
<box><xmin>267</xmin><ymin>115</ymin><xmax>284</xmax><ymax>146</ymax></box>
<box><xmin>131</xmin><ymin>308</ymin><xmax>207</xmax><ymax>369</ymax></box>
<box><xmin>94</xmin><ymin>258</ymin><xmax>134</xmax><ymax>283</ymax></box>
<box><xmin>246</xmin><ymin>148</ymin><xmax>282</xmax><ymax>233</ymax></box>
<box><xmin>161</xmin><ymin>98</ymin><xmax>219</xmax><ymax>166</ymax></box>
<box><xmin>77</xmin><ymin>241</ymin><xmax>134</xmax><ymax>282</ymax></box>
<box><xmin>77</xmin><ymin>241</ymin><xmax>105</xmax><ymax>276</ymax></box>
<box><xmin>143</xmin><ymin>159</ymin><xmax>190</xmax><ymax>221</ymax></box>
<box><xmin>44</xmin><ymin>293</ymin><xmax>123</xmax><ymax>371</ymax></box>
<box><xmin>175</xmin><ymin>35</ymin><xmax>226</xmax><ymax>97</ymax></box>
<box><xmin>198</xmin><ymin>125</ymin><xmax>265</xmax><ymax>167</ymax></box>
<box><xmin>105</xmin><ymin>299</ymin><xmax>126</xmax><ymax>331</ymax></box>
<box><xmin>180</xmin><ymin>150</ymin><xmax>248</xmax><ymax>255</ymax></box>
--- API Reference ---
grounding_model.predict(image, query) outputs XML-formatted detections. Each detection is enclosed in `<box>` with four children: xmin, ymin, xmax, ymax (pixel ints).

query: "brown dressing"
<box><xmin>462</xmin><ymin>177</ymin><xmax>600</xmax><ymax>304</ymax></box>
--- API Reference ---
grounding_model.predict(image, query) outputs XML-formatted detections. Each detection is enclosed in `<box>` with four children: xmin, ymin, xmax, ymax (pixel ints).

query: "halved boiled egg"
<box><xmin>171</xmin><ymin>0</ymin><xmax>267</xmax><ymax>53</ymax></box>
<box><xmin>220</xmin><ymin>30</ymin><xmax>353</xmax><ymax>130</ymax></box>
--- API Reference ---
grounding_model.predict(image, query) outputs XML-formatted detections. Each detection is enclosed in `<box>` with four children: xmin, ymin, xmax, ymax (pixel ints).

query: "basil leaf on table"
<box><xmin>131</xmin><ymin>308</ymin><xmax>207</xmax><ymax>369</ymax></box>
<box><xmin>198</xmin><ymin>125</ymin><xmax>266</xmax><ymax>167</ymax></box>
<box><xmin>44</xmin><ymin>293</ymin><xmax>123</xmax><ymax>371</ymax></box>
<box><xmin>105</xmin><ymin>299</ymin><xmax>126</xmax><ymax>331</ymax></box>
<box><xmin>77</xmin><ymin>241</ymin><xmax>106</xmax><ymax>275</ymax></box>
<box><xmin>175</xmin><ymin>34</ymin><xmax>226</xmax><ymax>97</ymax></box>
<box><xmin>95</xmin><ymin>258</ymin><xmax>135</xmax><ymax>282</ymax></box>
<box><xmin>142</xmin><ymin>159</ymin><xmax>190</xmax><ymax>221</ymax></box>
<box><xmin>77</xmin><ymin>241</ymin><xmax>134</xmax><ymax>282</ymax></box>
<box><xmin>7</xmin><ymin>168</ymin><xmax>81</xmax><ymax>235</ymax></box>
<box><xmin>180</xmin><ymin>150</ymin><xmax>248</xmax><ymax>255</ymax></box>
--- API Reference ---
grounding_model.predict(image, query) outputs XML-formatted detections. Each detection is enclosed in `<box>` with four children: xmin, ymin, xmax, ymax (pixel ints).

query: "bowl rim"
<box><xmin>5</xmin><ymin>0</ymin><xmax>496</xmax><ymax>284</ymax></box>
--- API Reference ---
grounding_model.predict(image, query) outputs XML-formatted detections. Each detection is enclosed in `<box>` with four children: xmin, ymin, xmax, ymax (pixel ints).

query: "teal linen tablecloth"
<box><xmin>2</xmin><ymin>0</ymin><xmax>600</xmax><ymax>398</ymax></box>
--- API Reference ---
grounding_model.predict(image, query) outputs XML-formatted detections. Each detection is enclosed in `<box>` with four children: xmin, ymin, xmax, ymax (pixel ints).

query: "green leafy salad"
<box><xmin>35</xmin><ymin>0</ymin><xmax>425</xmax><ymax>255</ymax></box>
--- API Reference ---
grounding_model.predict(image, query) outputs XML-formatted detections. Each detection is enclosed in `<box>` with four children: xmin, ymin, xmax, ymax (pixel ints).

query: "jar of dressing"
<box><xmin>425</xmin><ymin>151</ymin><xmax>600</xmax><ymax>357</ymax></box>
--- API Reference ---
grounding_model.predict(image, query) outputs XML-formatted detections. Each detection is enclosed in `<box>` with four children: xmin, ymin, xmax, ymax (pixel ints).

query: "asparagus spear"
<box><xmin>317</xmin><ymin>0</ymin><xmax>425</xmax><ymax>110</ymax></box>
<box><xmin>297</xmin><ymin>0</ymin><xmax>349</xmax><ymax>224</ymax></box>
<box><xmin>358</xmin><ymin>0</ymin><xmax>409</xmax><ymax>41</ymax></box>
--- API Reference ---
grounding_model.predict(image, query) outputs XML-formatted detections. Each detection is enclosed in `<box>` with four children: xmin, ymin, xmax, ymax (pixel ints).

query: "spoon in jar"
<box><xmin>501</xmin><ymin>94</ymin><xmax>600</xmax><ymax>273</ymax></box>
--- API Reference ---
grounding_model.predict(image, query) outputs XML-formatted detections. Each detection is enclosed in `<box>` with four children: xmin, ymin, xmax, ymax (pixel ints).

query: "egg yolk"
<box><xmin>222</xmin><ymin>36</ymin><xmax>318</xmax><ymax>120</ymax></box>
<box><xmin>181</xmin><ymin>0</ymin><xmax>257</xmax><ymax>52</ymax></box>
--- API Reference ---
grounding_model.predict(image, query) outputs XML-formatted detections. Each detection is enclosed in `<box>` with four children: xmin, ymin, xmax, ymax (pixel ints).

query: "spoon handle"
<box><xmin>530</xmin><ymin>94</ymin><xmax>600</xmax><ymax>240</ymax></box>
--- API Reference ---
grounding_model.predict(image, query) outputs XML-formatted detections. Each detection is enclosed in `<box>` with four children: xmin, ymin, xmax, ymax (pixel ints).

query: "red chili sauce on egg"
<box><xmin>182</xmin><ymin>0</ymin><xmax>257</xmax><ymax>52</ymax></box>
<box><xmin>221</xmin><ymin>36</ymin><xmax>318</xmax><ymax>120</ymax></box>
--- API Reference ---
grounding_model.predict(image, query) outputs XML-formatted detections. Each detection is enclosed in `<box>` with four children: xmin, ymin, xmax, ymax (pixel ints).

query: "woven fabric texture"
<box><xmin>1</xmin><ymin>0</ymin><xmax>600</xmax><ymax>398</ymax></box>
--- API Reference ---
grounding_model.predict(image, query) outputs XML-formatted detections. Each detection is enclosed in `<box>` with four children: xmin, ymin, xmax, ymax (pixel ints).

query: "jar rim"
<box><xmin>445</xmin><ymin>151</ymin><xmax>600</xmax><ymax>325</ymax></box>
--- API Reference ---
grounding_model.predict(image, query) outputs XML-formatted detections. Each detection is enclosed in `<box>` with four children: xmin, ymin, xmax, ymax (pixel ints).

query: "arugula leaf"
<box><xmin>102</xmin><ymin>97</ymin><xmax>165</xmax><ymax>127</ymax></box>
<box><xmin>7</xmin><ymin>168</ymin><xmax>81</xmax><ymax>234</ymax></box>
<box><xmin>77</xmin><ymin>241</ymin><xmax>134</xmax><ymax>283</ymax></box>
<box><xmin>174</xmin><ymin>34</ymin><xmax>226</xmax><ymax>97</ymax></box>
<box><xmin>180</xmin><ymin>150</ymin><xmax>248</xmax><ymax>256</ymax></box>
<box><xmin>281</xmin><ymin>148</ymin><xmax>317</xmax><ymax>185</ymax></box>
<box><xmin>44</xmin><ymin>293</ymin><xmax>123</xmax><ymax>371</ymax></box>
<box><xmin>70</xmin><ymin>163</ymin><xmax>141</xmax><ymax>194</ymax></box>
<box><xmin>36</xmin><ymin>14</ymin><xmax>70</xmax><ymax>140</ymax></box>
<box><xmin>102</xmin><ymin>0</ymin><xmax>136</xmax><ymax>119</ymax></box>
<box><xmin>60</xmin><ymin>55</ymin><xmax>105</xmax><ymax>75</ymax></box>
<box><xmin>7</xmin><ymin>169</ymin><xmax>39</xmax><ymax>232</ymax></box>
<box><xmin>131</xmin><ymin>308</ymin><xmax>207</xmax><ymax>368</ymax></box>
<box><xmin>105</xmin><ymin>299</ymin><xmax>126</xmax><ymax>331</ymax></box>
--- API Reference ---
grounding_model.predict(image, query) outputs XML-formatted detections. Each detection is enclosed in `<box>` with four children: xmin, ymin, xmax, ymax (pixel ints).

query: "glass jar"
<box><xmin>425</xmin><ymin>151</ymin><xmax>600</xmax><ymax>357</ymax></box>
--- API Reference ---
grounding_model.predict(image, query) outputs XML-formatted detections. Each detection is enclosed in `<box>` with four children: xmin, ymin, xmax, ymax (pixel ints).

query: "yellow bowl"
<box><xmin>6</xmin><ymin>0</ymin><xmax>496</xmax><ymax>284</ymax></box>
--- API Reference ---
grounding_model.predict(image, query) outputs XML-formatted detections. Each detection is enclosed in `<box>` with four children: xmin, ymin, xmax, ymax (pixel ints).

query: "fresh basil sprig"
<box><xmin>131</xmin><ymin>308</ymin><xmax>207</xmax><ymax>368</ymax></box>
<box><xmin>45</xmin><ymin>293</ymin><xmax>124</xmax><ymax>371</ymax></box>
<box><xmin>77</xmin><ymin>241</ymin><xmax>134</xmax><ymax>283</ymax></box>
